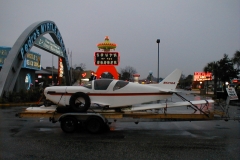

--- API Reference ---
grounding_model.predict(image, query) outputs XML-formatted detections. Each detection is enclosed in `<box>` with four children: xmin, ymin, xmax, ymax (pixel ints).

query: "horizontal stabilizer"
<box><xmin>131</xmin><ymin>100</ymin><xmax>214</xmax><ymax>111</ymax></box>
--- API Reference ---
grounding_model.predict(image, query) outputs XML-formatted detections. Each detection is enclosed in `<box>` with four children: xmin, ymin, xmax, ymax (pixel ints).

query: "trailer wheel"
<box><xmin>69</xmin><ymin>92</ymin><xmax>91</xmax><ymax>112</ymax></box>
<box><xmin>85</xmin><ymin>116</ymin><xmax>104</xmax><ymax>134</ymax></box>
<box><xmin>60</xmin><ymin>116</ymin><xmax>77</xmax><ymax>133</ymax></box>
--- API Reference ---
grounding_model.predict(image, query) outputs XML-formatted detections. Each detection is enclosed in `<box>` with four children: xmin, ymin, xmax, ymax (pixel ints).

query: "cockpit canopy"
<box><xmin>83</xmin><ymin>79</ymin><xmax>129</xmax><ymax>91</ymax></box>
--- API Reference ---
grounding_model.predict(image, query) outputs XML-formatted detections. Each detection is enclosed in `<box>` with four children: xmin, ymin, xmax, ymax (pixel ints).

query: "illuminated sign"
<box><xmin>34</xmin><ymin>36</ymin><xmax>64</xmax><ymax>57</ymax></box>
<box><xmin>232</xmin><ymin>79</ymin><xmax>240</xmax><ymax>83</ymax></box>
<box><xmin>23</xmin><ymin>52</ymin><xmax>41</xmax><ymax>70</ymax></box>
<box><xmin>25</xmin><ymin>73</ymin><xmax>32</xmax><ymax>90</ymax></box>
<box><xmin>58</xmin><ymin>57</ymin><xmax>64</xmax><ymax>85</ymax></box>
<box><xmin>0</xmin><ymin>47</ymin><xmax>11</xmax><ymax>66</ymax></box>
<box><xmin>0</xmin><ymin>47</ymin><xmax>41</xmax><ymax>70</ymax></box>
<box><xmin>94</xmin><ymin>52</ymin><xmax>120</xmax><ymax>66</ymax></box>
<box><xmin>79</xmin><ymin>71</ymin><xmax>95</xmax><ymax>79</ymax></box>
<box><xmin>82</xmin><ymin>72</ymin><xmax>87</xmax><ymax>78</ymax></box>
<box><xmin>58</xmin><ymin>57</ymin><xmax>64</xmax><ymax>78</ymax></box>
<box><xmin>193</xmin><ymin>72</ymin><xmax>212</xmax><ymax>81</ymax></box>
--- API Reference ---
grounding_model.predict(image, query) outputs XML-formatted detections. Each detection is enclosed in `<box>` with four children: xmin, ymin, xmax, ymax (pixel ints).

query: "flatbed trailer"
<box><xmin>15</xmin><ymin>89</ymin><xmax>240</xmax><ymax>134</ymax></box>
<box><xmin>16</xmin><ymin>103</ymin><xmax>233</xmax><ymax>134</ymax></box>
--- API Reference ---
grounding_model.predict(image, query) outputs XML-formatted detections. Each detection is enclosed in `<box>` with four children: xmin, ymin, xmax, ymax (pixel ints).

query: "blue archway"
<box><xmin>0</xmin><ymin>21</ymin><xmax>71</xmax><ymax>96</ymax></box>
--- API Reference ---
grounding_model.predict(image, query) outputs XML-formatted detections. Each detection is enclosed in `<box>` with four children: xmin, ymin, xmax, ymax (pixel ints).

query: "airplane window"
<box><xmin>113</xmin><ymin>81</ymin><xmax>129</xmax><ymax>91</ymax></box>
<box><xmin>83</xmin><ymin>81</ymin><xmax>92</xmax><ymax>89</ymax></box>
<box><xmin>94</xmin><ymin>79</ymin><xmax>113</xmax><ymax>90</ymax></box>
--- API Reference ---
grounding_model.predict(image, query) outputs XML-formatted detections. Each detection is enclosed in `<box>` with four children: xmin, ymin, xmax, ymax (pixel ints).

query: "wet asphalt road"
<box><xmin>0</xmin><ymin>92</ymin><xmax>240</xmax><ymax>160</ymax></box>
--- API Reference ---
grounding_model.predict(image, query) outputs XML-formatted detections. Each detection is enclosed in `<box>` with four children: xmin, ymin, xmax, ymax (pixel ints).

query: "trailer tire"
<box><xmin>69</xmin><ymin>92</ymin><xmax>91</xmax><ymax>112</ymax></box>
<box><xmin>60</xmin><ymin>116</ymin><xmax>77</xmax><ymax>133</ymax></box>
<box><xmin>85</xmin><ymin>116</ymin><xmax>104</xmax><ymax>134</ymax></box>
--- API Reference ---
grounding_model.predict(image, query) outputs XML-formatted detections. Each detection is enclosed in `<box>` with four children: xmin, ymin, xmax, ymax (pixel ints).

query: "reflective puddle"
<box><xmin>39</xmin><ymin>128</ymin><xmax>53</xmax><ymax>132</ymax></box>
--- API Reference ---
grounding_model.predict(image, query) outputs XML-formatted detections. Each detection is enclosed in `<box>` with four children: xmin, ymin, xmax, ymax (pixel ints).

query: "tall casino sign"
<box><xmin>94</xmin><ymin>36</ymin><xmax>120</xmax><ymax>79</ymax></box>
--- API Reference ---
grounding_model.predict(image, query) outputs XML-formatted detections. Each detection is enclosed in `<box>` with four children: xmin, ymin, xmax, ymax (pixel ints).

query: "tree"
<box><xmin>179</xmin><ymin>74</ymin><xmax>193</xmax><ymax>88</ymax></box>
<box><xmin>203</xmin><ymin>54</ymin><xmax>239</xmax><ymax>96</ymax></box>
<box><xmin>73</xmin><ymin>63</ymin><xmax>86</xmax><ymax>71</ymax></box>
<box><xmin>218</xmin><ymin>54</ymin><xmax>239</xmax><ymax>87</ymax></box>
<box><xmin>119</xmin><ymin>66</ymin><xmax>137</xmax><ymax>81</ymax></box>
<box><xmin>101</xmin><ymin>72</ymin><xmax>114</xmax><ymax>79</ymax></box>
<box><xmin>232</xmin><ymin>50</ymin><xmax>240</xmax><ymax>71</ymax></box>
<box><xmin>185</xmin><ymin>75</ymin><xmax>193</xmax><ymax>86</ymax></box>
<box><xmin>203</xmin><ymin>61</ymin><xmax>219</xmax><ymax>95</ymax></box>
<box><xmin>72</xmin><ymin>63</ymin><xmax>86</xmax><ymax>83</ymax></box>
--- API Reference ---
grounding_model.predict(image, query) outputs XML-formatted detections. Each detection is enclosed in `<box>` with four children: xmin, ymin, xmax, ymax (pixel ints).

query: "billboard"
<box><xmin>34</xmin><ymin>36</ymin><xmax>64</xmax><ymax>57</ymax></box>
<box><xmin>0</xmin><ymin>46</ymin><xmax>41</xmax><ymax>70</ymax></box>
<box><xmin>23</xmin><ymin>52</ymin><xmax>41</xmax><ymax>70</ymax></box>
<box><xmin>193</xmin><ymin>72</ymin><xmax>212</xmax><ymax>81</ymax></box>
<box><xmin>0</xmin><ymin>47</ymin><xmax>11</xmax><ymax>66</ymax></box>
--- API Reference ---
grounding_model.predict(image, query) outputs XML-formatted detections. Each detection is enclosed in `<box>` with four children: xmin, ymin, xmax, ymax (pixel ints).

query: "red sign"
<box><xmin>58</xmin><ymin>57</ymin><xmax>63</xmax><ymax>85</ymax></box>
<box><xmin>232</xmin><ymin>79</ymin><xmax>240</xmax><ymax>84</ymax></box>
<box><xmin>193</xmin><ymin>72</ymin><xmax>212</xmax><ymax>81</ymax></box>
<box><xmin>82</xmin><ymin>72</ymin><xmax>87</xmax><ymax>78</ymax></box>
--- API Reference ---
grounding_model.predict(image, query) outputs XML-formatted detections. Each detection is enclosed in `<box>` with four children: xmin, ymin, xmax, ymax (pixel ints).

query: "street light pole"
<box><xmin>156</xmin><ymin>39</ymin><xmax>160</xmax><ymax>82</ymax></box>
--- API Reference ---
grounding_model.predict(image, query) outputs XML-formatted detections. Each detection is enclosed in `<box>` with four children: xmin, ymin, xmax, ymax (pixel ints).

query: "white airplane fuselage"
<box><xmin>44</xmin><ymin>81</ymin><xmax>173</xmax><ymax>108</ymax></box>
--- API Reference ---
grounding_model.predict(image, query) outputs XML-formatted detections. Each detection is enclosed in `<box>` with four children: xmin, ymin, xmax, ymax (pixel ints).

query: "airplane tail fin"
<box><xmin>158</xmin><ymin>69</ymin><xmax>182</xmax><ymax>91</ymax></box>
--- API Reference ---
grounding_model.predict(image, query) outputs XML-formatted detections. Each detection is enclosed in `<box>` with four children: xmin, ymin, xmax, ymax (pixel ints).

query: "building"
<box><xmin>0</xmin><ymin>46</ymin><xmax>41</xmax><ymax>91</ymax></box>
<box><xmin>35</xmin><ymin>67</ymin><xmax>59</xmax><ymax>87</ymax></box>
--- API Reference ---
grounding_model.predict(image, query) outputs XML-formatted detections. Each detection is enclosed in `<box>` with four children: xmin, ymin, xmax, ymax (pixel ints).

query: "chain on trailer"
<box><xmin>172</xmin><ymin>93</ymin><xmax>210</xmax><ymax>117</ymax></box>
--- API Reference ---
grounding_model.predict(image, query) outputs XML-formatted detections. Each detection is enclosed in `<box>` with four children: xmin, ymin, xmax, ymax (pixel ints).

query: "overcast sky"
<box><xmin>0</xmin><ymin>0</ymin><xmax>239</xmax><ymax>78</ymax></box>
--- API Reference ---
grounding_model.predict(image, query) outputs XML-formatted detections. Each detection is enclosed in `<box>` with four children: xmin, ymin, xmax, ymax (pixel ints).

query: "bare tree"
<box><xmin>120</xmin><ymin>66</ymin><xmax>137</xmax><ymax>81</ymax></box>
<box><xmin>73</xmin><ymin>63</ymin><xmax>86</xmax><ymax>71</ymax></box>
<box><xmin>71</xmin><ymin>63</ymin><xmax>86</xmax><ymax>83</ymax></box>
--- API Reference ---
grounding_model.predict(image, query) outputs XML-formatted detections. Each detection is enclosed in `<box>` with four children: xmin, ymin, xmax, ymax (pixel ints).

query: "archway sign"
<box><xmin>95</xmin><ymin>36</ymin><xmax>119</xmax><ymax>79</ymax></box>
<box><xmin>0</xmin><ymin>21</ymin><xmax>71</xmax><ymax>97</ymax></box>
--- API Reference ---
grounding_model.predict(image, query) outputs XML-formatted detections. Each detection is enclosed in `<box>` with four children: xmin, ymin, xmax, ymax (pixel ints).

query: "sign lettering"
<box><xmin>34</xmin><ymin>36</ymin><xmax>64</xmax><ymax>57</ymax></box>
<box><xmin>24</xmin><ymin>52</ymin><xmax>41</xmax><ymax>70</ymax></box>
<box><xmin>18</xmin><ymin>21</ymin><xmax>69</xmax><ymax>70</ymax></box>
<box><xmin>94</xmin><ymin>52</ymin><xmax>120</xmax><ymax>66</ymax></box>
<box><xmin>226</xmin><ymin>88</ymin><xmax>239</xmax><ymax>100</ymax></box>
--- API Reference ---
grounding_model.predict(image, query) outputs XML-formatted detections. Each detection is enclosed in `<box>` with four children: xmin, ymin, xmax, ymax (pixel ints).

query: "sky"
<box><xmin>0</xmin><ymin>0</ymin><xmax>239</xmax><ymax>79</ymax></box>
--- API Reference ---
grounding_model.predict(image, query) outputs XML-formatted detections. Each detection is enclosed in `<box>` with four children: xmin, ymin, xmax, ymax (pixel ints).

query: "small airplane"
<box><xmin>44</xmin><ymin>69</ymin><xmax>214</xmax><ymax>112</ymax></box>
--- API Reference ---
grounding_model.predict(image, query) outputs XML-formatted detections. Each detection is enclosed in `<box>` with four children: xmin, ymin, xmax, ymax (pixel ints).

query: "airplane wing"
<box><xmin>130</xmin><ymin>99</ymin><xmax>214</xmax><ymax>111</ymax></box>
<box><xmin>159</xmin><ymin>89</ymin><xmax>181</xmax><ymax>93</ymax></box>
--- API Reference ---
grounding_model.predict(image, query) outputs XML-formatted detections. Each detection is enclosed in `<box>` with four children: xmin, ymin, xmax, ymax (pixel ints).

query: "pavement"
<box><xmin>0</xmin><ymin>102</ymin><xmax>43</xmax><ymax>107</ymax></box>
<box><xmin>0</xmin><ymin>92</ymin><xmax>239</xmax><ymax>160</ymax></box>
